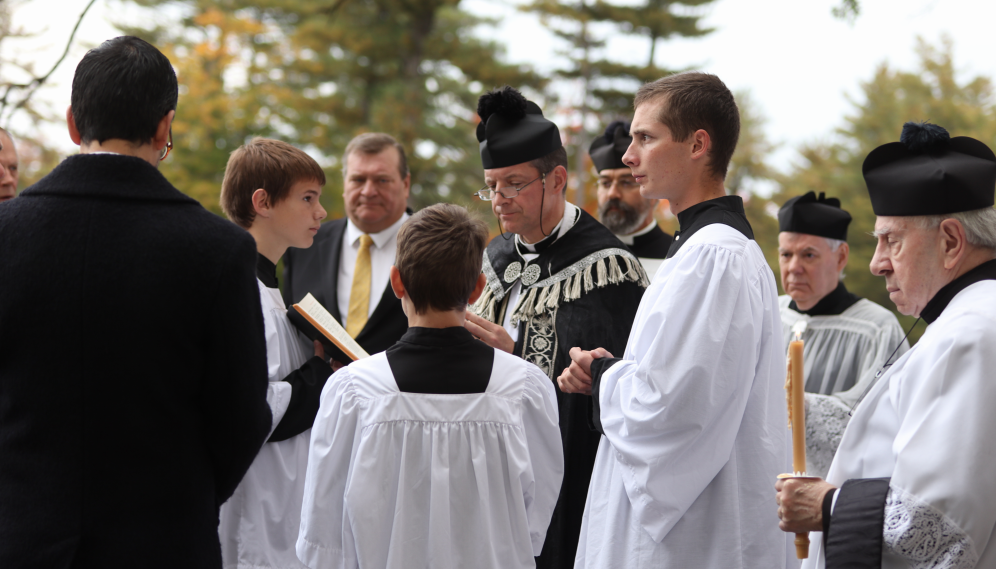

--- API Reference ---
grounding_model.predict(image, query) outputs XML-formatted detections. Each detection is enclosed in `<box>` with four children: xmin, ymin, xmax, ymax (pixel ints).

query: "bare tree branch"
<box><xmin>0</xmin><ymin>0</ymin><xmax>98</xmax><ymax>123</ymax></box>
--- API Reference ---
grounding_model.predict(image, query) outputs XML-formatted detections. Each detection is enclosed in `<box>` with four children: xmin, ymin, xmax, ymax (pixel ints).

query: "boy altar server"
<box><xmin>560</xmin><ymin>72</ymin><xmax>788</xmax><ymax>568</ymax></box>
<box><xmin>219</xmin><ymin>138</ymin><xmax>334</xmax><ymax>569</ymax></box>
<box><xmin>297</xmin><ymin>203</ymin><xmax>564</xmax><ymax>569</ymax></box>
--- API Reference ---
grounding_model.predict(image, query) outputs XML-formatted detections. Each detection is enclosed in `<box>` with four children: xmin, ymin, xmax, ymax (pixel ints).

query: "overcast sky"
<box><xmin>6</xmin><ymin>0</ymin><xmax>996</xmax><ymax>173</ymax></box>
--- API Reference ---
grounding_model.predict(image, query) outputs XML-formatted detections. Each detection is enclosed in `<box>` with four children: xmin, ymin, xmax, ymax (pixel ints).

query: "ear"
<box><xmin>689</xmin><ymin>129</ymin><xmax>711</xmax><ymax>161</ymax></box>
<box><xmin>154</xmin><ymin>110</ymin><xmax>174</xmax><ymax>152</ymax></box>
<box><xmin>467</xmin><ymin>273</ymin><xmax>487</xmax><ymax>305</ymax></box>
<box><xmin>551</xmin><ymin>164</ymin><xmax>569</xmax><ymax>196</ymax></box>
<box><xmin>66</xmin><ymin>106</ymin><xmax>82</xmax><ymax>145</ymax></box>
<box><xmin>837</xmin><ymin>242</ymin><xmax>850</xmax><ymax>273</ymax></box>
<box><xmin>390</xmin><ymin>266</ymin><xmax>406</xmax><ymax>300</ymax></box>
<box><xmin>939</xmin><ymin>218</ymin><xmax>968</xmax><ymax>270</ymax></box>
<box><xmin>251</xmin><ymin>188</ymin><xmax>272</xmax><ymax>217</ymax></box>
<box><xmin>401</xmin><ymin>172</ymin><xmax>411</xmax><ymax>198</ymax></box>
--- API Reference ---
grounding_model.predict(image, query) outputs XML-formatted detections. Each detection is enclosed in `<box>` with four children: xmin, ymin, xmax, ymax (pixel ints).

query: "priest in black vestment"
<box><xmin>464</xmin><ymin>87</ymin><xmax>647</xmax><ymax>569</ymax></box>
<box><xmin>591</xmin><ymin>121</ymin><xmax>673</xmax><ymax>267</ymax></box>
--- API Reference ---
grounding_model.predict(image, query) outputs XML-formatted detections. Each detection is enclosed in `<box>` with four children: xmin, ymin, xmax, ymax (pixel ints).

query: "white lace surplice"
<box><xmin>296</xmin><ymin>350</ymin><xmax>563</xmax><ymax>569</ymax></box>
<box><xmin>218</xmin><ymin>281</ymin><xmax>312</xmax><ymax>569</ymax></box>
<box><xmin>803</xmin><ymin>281</ymin><xmax>996</xmax><ymax>569</ymax></box>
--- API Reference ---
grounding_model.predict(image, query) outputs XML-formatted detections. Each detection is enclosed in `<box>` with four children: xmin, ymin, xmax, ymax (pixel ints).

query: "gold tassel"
<box><xmin>546</xmin><ymin>281</ymin><xmax>561</xmax><ymax>309</ymax></box>
<box><xmin>596</xmin><ymin>258</ymin><xmax>608</xmax><ymax>286</ymax></box>
<box><xmin>583</xmin><ymin>263</ymin><xmax>594</xmax><ymax>292</ymax></box>
<box><xmin>609</xmin><ymin>255</ymin><xmax>624</xmax><ymax>283</ymax></box>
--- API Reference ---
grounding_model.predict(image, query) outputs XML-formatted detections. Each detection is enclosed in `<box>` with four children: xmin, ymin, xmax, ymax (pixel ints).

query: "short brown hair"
<box><xmin>342</xmin><ymin>132</ymin><xmax>409</xmax><ymax>179</ymax></box>
<box><xmin>395</xmin><ymin>203</ymin><xmax>488</xmax><ymax>314</ymax></box>
<box><xmin>634</xmin><ymin>72</ymin><xmax>740</xmax><ymax>180</ymax></box>
<box><xmin>221</xmin><ymin>138</ymin><xmax>326</xmax><ymax>228</ymax></box>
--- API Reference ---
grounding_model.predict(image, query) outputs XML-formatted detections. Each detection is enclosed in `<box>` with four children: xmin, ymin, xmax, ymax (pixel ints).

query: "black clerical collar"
<box><xmin>789</xmin><ymin>281</ymin><xmax>861</xmax><ymax>316</ymax></box>
<box><xmin>256</xmin><ymin>253</ymin><xmax>278</xmax><ymax>289</ymax></box>
<box><xmin>920</xmin><ymin>258</ymin><xmax>996</xmax><ymax>324</ymax></box>
<box><xmin>667</xmin><ymin>195</ymin><xmax>753</xmax><ymax>259</ymax></box>
<box><xmin>398</xmin><ymin>326</ymin><xmax>477</xmax><ymax>347</ymax></box>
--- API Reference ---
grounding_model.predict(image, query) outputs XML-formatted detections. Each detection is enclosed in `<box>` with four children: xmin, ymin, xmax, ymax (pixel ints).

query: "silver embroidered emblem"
<box><xmin>521</xmin><ymin>264</ymin><xmax>541</xmax><ymax>286</ymax></box>
<box><xmin>504</xmin><ymin>262</ymin><xmax>522</xmax><ymax>283</ymax></box>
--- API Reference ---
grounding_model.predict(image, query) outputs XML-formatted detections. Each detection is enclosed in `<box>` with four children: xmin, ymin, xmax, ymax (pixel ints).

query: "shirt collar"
<box><xmin>256</xmin><ymin>253</ymin><xmax>278</xmax><ymax>289</ymax></box>
<box><xmin>517</xmin><ymin>202</ymin><xmax>580</xmax><ymax>254</ymax></box>
<box><xmin>614</xmin><ymin>218</ymin><xmax>657</xmax><ymax>246</ymax></box>
<box><xmin>399</xmin><ymin>326</ymin><xmax>477</xmax><ymax>347</ymax></box>
<box><xmin>345</xmin><ymin>212</ymin><xmax>410</xmax><ymax>249</ymax></box>
<box><xmin>920</xmin><ymin>258</ymin><xmax>996</xmax><ymax>323</ymax></box>
<box><xmin>788</xmin><ymin>281</ymin><xmax>861</xmax><ymax>316</ymax></box>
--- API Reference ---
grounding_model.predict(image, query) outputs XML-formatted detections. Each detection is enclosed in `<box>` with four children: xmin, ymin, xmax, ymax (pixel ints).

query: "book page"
<box><xmin>293</xmin><ymin>293</ymin><xmax>371</xmax><ymax>360</ymax></box>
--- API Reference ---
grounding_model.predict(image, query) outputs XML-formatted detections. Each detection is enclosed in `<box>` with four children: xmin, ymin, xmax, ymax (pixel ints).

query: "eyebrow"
<box><xmin>871</xmin><ymin>227</ymin><xmax>895</xmax><ymax>237</ymax></box>
<box><xmin>630</xmin><ymin>128</ymin><xmax>649</xmax><ymax>137</ymax></box>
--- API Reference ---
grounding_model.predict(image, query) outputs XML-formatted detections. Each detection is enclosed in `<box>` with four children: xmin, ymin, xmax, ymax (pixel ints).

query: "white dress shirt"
<box><xmin>337</xmin><ymin>213</ymin><xmax>409</xmax><ymax>329</ymax></box>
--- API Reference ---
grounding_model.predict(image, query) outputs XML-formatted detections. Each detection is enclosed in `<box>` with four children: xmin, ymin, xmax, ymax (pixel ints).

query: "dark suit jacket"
<box><xmin>0</xmin><ymin>155</ymin><xmax>272</xmax><ymax>569</ymax></box>
<box><xmin>283</xmin><ymin>217</ymin><xmax>408</xmax><ymax>359</ymax></box>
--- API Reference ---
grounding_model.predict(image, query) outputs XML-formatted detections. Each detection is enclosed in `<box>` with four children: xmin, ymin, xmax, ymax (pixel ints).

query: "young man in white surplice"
<box><xmin>559</xmin><ymin>72</ymin><xmax>789</xmax><ymax>569</ymax></box>
<box><xmin>218</xmin><ymin>138</ymin><xmax>334</xmax><ymax>569</ymax></box>
<box><xmin>297</xmin><ymin>203</ymin><xmax>564</xmax><ymax>569</ymax></box>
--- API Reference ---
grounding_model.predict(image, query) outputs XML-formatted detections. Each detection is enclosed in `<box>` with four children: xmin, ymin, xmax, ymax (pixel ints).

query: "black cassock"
<box><xmin>473</xmin><ymin>209</ymin><xmax>647</xmax><ymax>569</ymax></box>
<box><xmin>627</xmin><ymin>223</ymin><xmax>673</xmax><ymax>259</ymax></box>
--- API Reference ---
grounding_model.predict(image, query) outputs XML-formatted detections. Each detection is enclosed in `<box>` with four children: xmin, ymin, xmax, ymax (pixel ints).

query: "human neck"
<box><xmin>667</xmin><ymin>177</ymin><xmax>727</xmax><ymax>216</ymax></box>
<box><xmin>80</xmin><ymin>139</ymin><xmax>161</xmax><ymax>168</ymax></box>
<box><xmin>520</xmin><ymin>199</ymin><xmax>566</xmax><ymax>244</ymax></box>
<box><xmin>247</xmin><ymin>224</ymin><xmax>288</xmax><ymax>265</ymax></box>
<box><xmin>406</xmin><ymin>305</ymin><xmax>467</xmax><ymax>328</ymax></box>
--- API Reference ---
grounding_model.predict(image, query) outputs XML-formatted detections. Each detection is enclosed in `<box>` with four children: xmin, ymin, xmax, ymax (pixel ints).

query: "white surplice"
<box><xmin>779</xmin><ymin>297</ymin><xmax>909</xmax><ymax>477</ymax></box>
<box><xmin>804</xmin><ymin>280</ymin><xmax>996</xmax><ymax>569</ymax></box>
<box><xmin>779</xmin><ymin>296</ymin><xmax>908</xmax><ymax>396</ymax></box>
<box><xmin>575</xmin><ymin>224</ymin><xmax>789</xmax><ymax>569</ymax></box>
<box><xmin>219</xmin><ymin>280</ymin><xmax>313</xmax><ymax>569</ymax></box>
<box><xmin>296</xmin><ymin>349</ymin><xmax>564</xmax><ymax>569</ymax></box>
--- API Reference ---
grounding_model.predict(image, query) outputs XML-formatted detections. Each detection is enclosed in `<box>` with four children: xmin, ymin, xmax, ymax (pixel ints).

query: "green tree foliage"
<box><xmin>522</xmin><ymin>0</ymin><xmax>715</xmax><ymax>207</ymax></box>
<box><xmin>757</xmin><ymin>38</ymin><xmax>996</xmax><ymax>342</ymax></box>
<box><xmin>122</xmin><ymin>0</ymin><xmax>541</xmax><ymax>221</ymax></box>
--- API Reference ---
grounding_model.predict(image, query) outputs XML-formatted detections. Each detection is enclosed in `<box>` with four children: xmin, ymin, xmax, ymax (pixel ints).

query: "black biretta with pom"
<box><xmin>778</xmin><ymin>191</ymin><xmax>852</xmax><ymax>241</ymax></box>
<box><xmin>476</xmin><ymin>86</ymin><xmax>562</xmax><ymax>169</ymax></box>
<box><xmin>589</xmin><ymin>120</ymin><xmax>632</xmax><ymax>172</ymax></box>
<box><xmin>862</xmin><ymin>121</ymin><xmax>996</xmax><ymax>216</ymax></box>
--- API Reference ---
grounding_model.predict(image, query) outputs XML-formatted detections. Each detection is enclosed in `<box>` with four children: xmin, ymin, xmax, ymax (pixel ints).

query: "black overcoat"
<box><xmin>0</xmin><ymin>154</ymin><xmax>272</xmax><ymax>568</ymax></box>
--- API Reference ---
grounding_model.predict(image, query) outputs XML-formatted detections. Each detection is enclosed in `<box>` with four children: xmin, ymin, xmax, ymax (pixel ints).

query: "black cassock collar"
<box><xmin>386</xmin><ymin>326</ymin><xmax>495</xmax><ymax>394</ymax></box>
<box><xmin>920</xmin><ymin>258</ymin><xmax>996</xmax><ymax>324</ymax></box>
<box><xmin>788</xmin><ymin>281</ymin><xmax>861</xmax><ymax>316</ymax></box>
<box><xmin>667</xmin><ymin>195</ymin><xmax>754</xmax><ymax>259</ymax></box>
<box><xmin>256</xmin><ymin>253</ymin><xmax>278</xmax><ymax>289</ymax></box>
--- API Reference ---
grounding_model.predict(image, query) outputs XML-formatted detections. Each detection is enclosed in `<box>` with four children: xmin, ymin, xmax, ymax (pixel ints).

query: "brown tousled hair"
<box><xmin>395</xmin><ymin>203</ymin><xmax>488</xmax><ymax>314</ymax></box>
<box><xmin>221</xmin><ymin>137</ymin><xmax>326</xmax><ymax>228</ymax></box>
<box><xmin>634</xmin><ymin>72</ymin><xmax>740</xmax><ymax>181</ymax></box>
<box><xmin>342</xmin><ymin>132</ymin><xmax>409</xmax><ymax>179</ymax></box>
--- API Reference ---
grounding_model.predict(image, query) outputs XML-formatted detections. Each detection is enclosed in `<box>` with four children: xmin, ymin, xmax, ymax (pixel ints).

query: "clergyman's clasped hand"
<box><xmin>774</xmin><ymin>477</ymin><xmax>837</xmax><ymax>534</ymax></box>
<box><xmin>557</xmin><ymin>347</ymin><xmax>614</xmax><ymax>396</ymax></box>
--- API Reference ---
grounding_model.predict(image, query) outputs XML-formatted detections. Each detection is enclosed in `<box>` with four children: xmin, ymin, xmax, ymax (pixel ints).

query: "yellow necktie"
<box><xmin>346</xmin><ymin>234</ymin><xmax>374</xmax><ymax>338</ymax></box>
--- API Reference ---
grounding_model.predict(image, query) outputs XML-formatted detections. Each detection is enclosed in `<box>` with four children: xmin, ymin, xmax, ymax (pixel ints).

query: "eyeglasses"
<box><xmin>474</xmin><ymin>173</ymin><xmax>545</xmax><ymax>201</ymax></box>
<box><xmin>159</xmin><ymin>129</ymin><xmax>173</xmax><ymax>162</ymax></box>
<box><xmin>597</xmin><ymin>177</ymin><xmax>640</xmax><ymax>192</ymax></box>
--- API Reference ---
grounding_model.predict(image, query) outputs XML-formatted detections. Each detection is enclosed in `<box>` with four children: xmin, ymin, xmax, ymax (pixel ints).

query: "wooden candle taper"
<box><xmin>785</xmin><ymin>338</ymin><xmax>810</xmax><ymax>559</ymax></box>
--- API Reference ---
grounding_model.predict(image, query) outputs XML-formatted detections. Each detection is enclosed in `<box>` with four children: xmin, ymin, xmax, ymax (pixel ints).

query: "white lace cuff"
<box><xmin>883</xmin><ymin>486</ymin><xmax>978</xmax><ymax>569</ymax></box>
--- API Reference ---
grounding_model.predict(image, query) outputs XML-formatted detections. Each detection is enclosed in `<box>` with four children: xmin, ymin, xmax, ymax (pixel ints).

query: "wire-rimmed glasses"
<box><xmin>474</xmin><ymin>173</ymin><xmax>545</xmax><ymax>201</ymax></box>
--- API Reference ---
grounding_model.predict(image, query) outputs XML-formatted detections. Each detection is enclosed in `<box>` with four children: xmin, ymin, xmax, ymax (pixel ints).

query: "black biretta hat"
<box><xmin>476</xmin><ymin>86</ymin><xmax>562</xmax><ymax>169</ymax></box>
<box><xmin>778</xmin><ymin>191</ymin><xmax>852</xmax><ymax>241</ymax></box>
<box><xmin>589</xmin><ymin>121</ymin><xmax>632</xmax><ymax>172</ymax></box>
<box><xmin>862</xmin><ymin>122</ymin><xmax>996</xmax><ymax>216</ymax></box>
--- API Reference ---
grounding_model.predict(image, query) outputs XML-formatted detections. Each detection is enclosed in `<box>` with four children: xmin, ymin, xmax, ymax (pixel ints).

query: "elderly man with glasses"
<box><xmin>464</xmin><ymin>86</ymin><xmax>647</xmax><ymax>569</ymax></box>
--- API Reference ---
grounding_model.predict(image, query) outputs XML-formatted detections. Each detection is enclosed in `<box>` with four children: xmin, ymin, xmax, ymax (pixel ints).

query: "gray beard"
<box><xmin>599</xmin><ymin>198</ymin><xmax>647</xmax><ymax>235</ymax></box>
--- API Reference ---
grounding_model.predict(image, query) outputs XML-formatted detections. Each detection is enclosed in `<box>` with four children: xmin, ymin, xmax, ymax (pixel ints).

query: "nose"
<box><xmin>317</xmin><ymin>203</ymin><xmax>328</xmax><ymax>221</ymax></box>
<box><xmin>622</xmin><ymin>141</ymin><xmax>637</xmax><ymax>168</ymax></box>
<box><xmin>785</xmin><ymin>254</ymin><xmax>803</xmax><ymax>274</ymax></box>
<box><xmin>606</xmin><ymin>180</ymin><xmax>623</xmax><ymax>200</ymax></box>
<box><xmin>870</xmin><ymin>243</ymin><xmax>890</xmax><ymax>276</ymax></box>
<box><xmin>360</xmin><ymin>180</ymin><xmax>378</xmax><ymax>196</ymax></box>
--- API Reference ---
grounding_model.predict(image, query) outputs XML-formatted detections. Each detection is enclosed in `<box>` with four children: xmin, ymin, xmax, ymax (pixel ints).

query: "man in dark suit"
<box><xmin>0</xmin><ymin>37</ymin><xmax>272</xmax><ymax>568</ymax></box>
<box><xmin>283</xmin><ymin>133</ymin><xmax>411</xmax><ymax>360</ymax></box>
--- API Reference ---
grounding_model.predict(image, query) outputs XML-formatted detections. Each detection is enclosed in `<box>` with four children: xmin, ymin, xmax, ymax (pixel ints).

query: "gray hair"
<box><xmin>823</xmin><ymin>237</ymin><xmax>847</xmax><ymax>281</ymax></box>
<box><xmin>911</xmin><ymin>208</ymin><xmax>996</xmax><ymax>251</ymax></box>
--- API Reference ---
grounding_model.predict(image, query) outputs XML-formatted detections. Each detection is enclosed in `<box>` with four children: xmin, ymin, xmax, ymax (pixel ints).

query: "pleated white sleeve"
<box><xmin>597</xmin><ymin>240</ymin><xmax>773</xmax><ymax>542</ymax></box>
<box><xmin>296</xmin><ymin>369</ymin><xmax>362</xmax><ymax>569</ymax></box>
<box><xmin>519</xmin><ymin>364</ymin><xmax>565</xmax><ymax>554</ymax></box>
